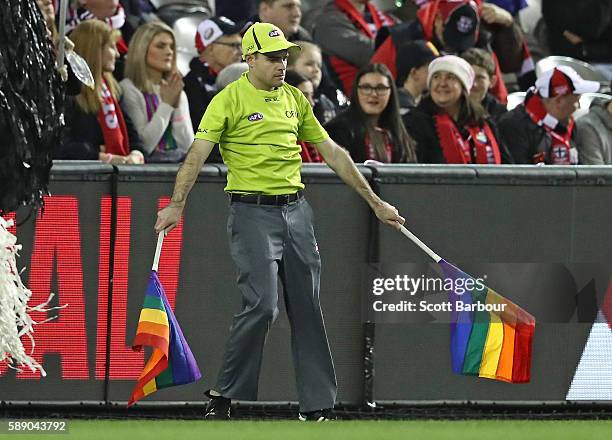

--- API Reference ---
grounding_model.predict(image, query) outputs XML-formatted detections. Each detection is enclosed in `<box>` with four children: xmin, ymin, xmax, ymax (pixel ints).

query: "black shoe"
<box><xmin>298</xmin><ymin>408</ymin><xmax>333</xmax><ymax>421</ymax></box>
<box><xmin>204</xmin><ymin>393</ymin><xmax>231</xmax><ymax>420</ymax></box>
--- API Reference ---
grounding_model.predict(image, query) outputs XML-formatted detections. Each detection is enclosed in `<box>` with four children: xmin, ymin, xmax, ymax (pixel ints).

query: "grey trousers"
<box><xmin>215</xmin><ymin>197</ymin><xmax>337</xmax><ymax>412</ymax></box>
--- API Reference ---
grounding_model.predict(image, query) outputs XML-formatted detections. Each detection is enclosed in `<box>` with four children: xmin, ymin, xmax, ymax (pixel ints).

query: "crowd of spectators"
<box><xmin>46</xmin><ymin>0</ymin><xmax>612</xmax><ymax>166</ymax></box>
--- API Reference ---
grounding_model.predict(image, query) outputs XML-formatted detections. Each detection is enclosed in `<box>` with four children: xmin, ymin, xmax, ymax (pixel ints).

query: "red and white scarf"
<box><xmin>98</xmin><ymin>79</ymin><xmax>130</xmax><ymax>156</ymax></box>
<box><xmin>330</xmin><ymin>0</ymin><xmax>395</xmax><ymax>94</ymax></box>
<box><xmin>365</xmin><ymin>127</ymin><xmax>394</xmax><ymax>163</ymax></box>
<box><xmin>434</xmin><ymin>113</ymin><xmax>501</xmax><ymax>164</ymax></box>
<box><xmin>335</xmin><ymin>0</ymin><xmax>395</xmax><ymax>39</ymax></box>
<box><xmin>66</xmin><ymin>4</ymin><xmax>129</xmax><ymax>54</ymax></box>
<box><xmin>523</xmin><ymin>90</ymin><xmax>577</xmax><ymax>165</ymax></box>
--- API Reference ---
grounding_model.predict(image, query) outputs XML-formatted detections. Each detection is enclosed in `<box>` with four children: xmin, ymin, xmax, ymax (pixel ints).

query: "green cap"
<box><xmin>241</xmin><ymin>22</ymin><xmax>300</xmax><ymax>59</ymax></box>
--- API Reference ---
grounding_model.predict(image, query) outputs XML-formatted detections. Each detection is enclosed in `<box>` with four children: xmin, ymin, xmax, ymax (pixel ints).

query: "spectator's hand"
<box><xmin>563</xmin><ymin>30</ymin><xmax>584</xmax><ymax>45</ymax></box>
<box><xmin>373</xmin><ymin>200</ymin><xmax>405</xmax><ymax>230</ymax></box>
<box><xmin>58</xmin><ymin>65</ymin><xmax>68</xmax><ymax>82</ymax></box>
<box><xmin>160</xmin><ymin>71</ymin><xmax>184</xmax><ymax>107</ymax></box>
<box><xmin>127</xmin><ymin>150</ymin><xmax>145</xmax><ymax>164</ymax></box>
<box><xmin>56</xmin><ymin>37</ymin><xmax>75</xmax><ymax>82</ymax></box>
<box><xmin>64</xmin><ymin>36</ymin><xmax>75</xmax><ymax>53</ymax></box>
<box><xmin>480</xmin><ymin>3</ymin><xmax>513</xmax><ymax>27</ymax></box>
<box><xmin>155</xmin><ymin>203</ymin><xmax>183</xmax><ymax>233</ymax></box>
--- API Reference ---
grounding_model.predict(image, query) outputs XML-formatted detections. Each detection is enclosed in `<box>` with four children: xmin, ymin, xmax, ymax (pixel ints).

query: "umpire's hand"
<box><xmin>155</xmin><ymin>202</ymin><xmax>183</xmax><ymax>233</ymax></box>
<box><xmin>373</xmin><ymin>201</ymin><xmax>405</xmax><ymax>230</ymax></box>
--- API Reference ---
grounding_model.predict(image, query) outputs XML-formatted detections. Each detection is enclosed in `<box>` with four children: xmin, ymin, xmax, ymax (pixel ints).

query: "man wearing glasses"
<box><xmin>156</xmin><ymin>22</ymin><xmax>405</xmax><ymax>421</ymax></box>
<box><xmin>184</xmin><ymin>16</ymin><xmax>246</xmax><ymax>130</ymax></box>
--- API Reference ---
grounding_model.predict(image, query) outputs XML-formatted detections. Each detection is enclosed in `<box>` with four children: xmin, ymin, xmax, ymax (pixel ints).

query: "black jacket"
<box><xmin>497</xmin><ymin>104</ymin><xmax>578</xmax><ymax>164</ymax></box>
<box><xmin>217</xmin><ymin>0</ymin><xmax>256</xmax><ymax>23</ymax></box>
<box><xmin>56</xmin><ymin>97</ymin><xmax>143</xmax><ymax>160</ymax></box>
<box><xmin>403</xmin><ymin>96</ymin><xmax>513</xmax><ymax>164</ymax></box>
<box><xmin>314</xmin><ymin>92</ymin><xmax>339</xmax><ymax>125</ymax></box>
<box><xmin>324</xmin><ymin>110</ymin><xmax>361</xmax><ymax>161</ymax></box>
<box><xmin>398</xmin><ymin>88</ymin><xmax>417</xmax><ymax>116</ymax></box>
<box><xmin>482</xmin><ymin>93</ymin><xmax>508</xmax><ymax>122</ymax></box>
<box><xmin>182</xmin><ymin>58</ymin><xmax>225</xmax><ymax>164</ymax></box>
<box><xmin>542</xmin><ymin>0</ymin><xmax>612</xmax><ymax>63</ymax></box>
<box><xmin>183</xmin><ymin>57</ymin><xmax>217</xmax><ymax>130</ymax></box>
<box><xmin>324</xmin><ymin>109</ymin><xmax>410</xmax><ymax>163</ymax></box>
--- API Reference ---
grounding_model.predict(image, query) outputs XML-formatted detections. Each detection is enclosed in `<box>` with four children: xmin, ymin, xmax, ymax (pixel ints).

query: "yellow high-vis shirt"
<box><xmin>195</xmin><ymin>72</ymin><xmax>329</xmax><ymax>195</ymax></box>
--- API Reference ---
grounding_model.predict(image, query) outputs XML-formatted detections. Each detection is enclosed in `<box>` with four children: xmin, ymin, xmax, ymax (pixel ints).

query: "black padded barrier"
<box><xmin>1</xmin><ymin>163</ymin><xmax>611</xmax><ymax>406</ymax></box>
<box><xmin>372</xmin><ymin>165</ymin><xmax>612</xmax><ymax>402</ymax></box>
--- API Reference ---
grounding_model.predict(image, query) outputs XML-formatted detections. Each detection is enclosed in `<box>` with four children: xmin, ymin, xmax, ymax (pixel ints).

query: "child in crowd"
<box><xmin>461</xmin><ymin>47</ymin><xmax>507</xmax><ymax>121</ymax></box>
<box><xmin>289</xmin><ymin>41</ymin><xmax>345</xmax><ymax>124</ymax></box>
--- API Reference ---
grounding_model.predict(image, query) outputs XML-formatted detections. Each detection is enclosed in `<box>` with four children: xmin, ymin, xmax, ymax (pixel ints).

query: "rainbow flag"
<box><xmin>128</xmin><ymin>271</ymin><xmax>201</xmax><ymax>406</ymax></box>
<box><xmin>440</xmin><ymin>259</ymin><xmax>536</xmax><ymax>383</ymax></box>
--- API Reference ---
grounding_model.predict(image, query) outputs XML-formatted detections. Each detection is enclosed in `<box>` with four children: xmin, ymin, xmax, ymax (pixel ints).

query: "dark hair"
<box><xmin>350</xmin><ymin>63</ymin><xmax>416</xmax><ymax>163</ymax></box>
<box><xmin>460</xmin><ymin>47</ymin><xmax>495</xmax><ymax>78</ymax></box>
<box><xmin>456</xmin><ymin>89</ymin><xmax>488</xmax><ymax>126</ymax></box>
<box><xmin>284</xmin><ymin>69</ymin><xmax>310</xmax><ymax>88</ymax></box>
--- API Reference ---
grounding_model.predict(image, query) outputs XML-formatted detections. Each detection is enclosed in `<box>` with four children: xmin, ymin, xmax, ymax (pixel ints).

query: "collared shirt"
<box><xmin>195</xmin><ymin>72</ymin><xmax>329</xmax><ymax>195</ymax></box>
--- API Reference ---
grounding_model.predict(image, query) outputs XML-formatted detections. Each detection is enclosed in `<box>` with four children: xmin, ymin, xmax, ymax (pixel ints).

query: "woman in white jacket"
<box><xmin>121</xmin><ymin>21</ymin><xmax>193</xmax><ymax>162</ymax></box>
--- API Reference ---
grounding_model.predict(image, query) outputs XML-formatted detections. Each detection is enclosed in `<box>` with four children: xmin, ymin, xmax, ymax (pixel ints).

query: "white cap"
<box><xmin>195</xmin><ymin>16</ymin><xmax>244</xmax><ymax>52</ymax></box>
<box><xmin>427</xmin><ymin>55</ymin><xmax>475</xmax><ymax>92</ymax></box>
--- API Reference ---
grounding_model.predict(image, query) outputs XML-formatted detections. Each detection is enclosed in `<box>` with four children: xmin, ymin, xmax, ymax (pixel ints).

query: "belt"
<box><xmin>229</xmin><ymin>191</ymin><xmax>304</xmax><ymax>206</ymax></box>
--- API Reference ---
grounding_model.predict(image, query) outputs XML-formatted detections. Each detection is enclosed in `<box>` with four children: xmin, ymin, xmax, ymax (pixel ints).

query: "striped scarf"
<box><xmin>66</xmin><ymin>5</ymin><xmax>126</xmax><ymax>32</ymax></box>
<box><xmin>143</xmin><ymin>92</ymin><xmax>176</xmax><ymax>152</ymax></box>
<box><xmin>66</xmin><ymin>5</ymin><xmax>128</xmax><ymax>54</ymax></box>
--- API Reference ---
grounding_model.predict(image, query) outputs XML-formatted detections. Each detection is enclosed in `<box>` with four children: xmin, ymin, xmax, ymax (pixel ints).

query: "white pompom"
<box><xmin>0</xmin><ymin>216</ymin><xmax>50</xmax><ymax>376</ymax></box>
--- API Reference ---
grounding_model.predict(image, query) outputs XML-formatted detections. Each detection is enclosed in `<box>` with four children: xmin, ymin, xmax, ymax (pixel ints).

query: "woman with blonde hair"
<box><xmin>57</xmin><ymin>20</ymin><xmax>145</xmax><ymax>164</ymax></box>
<box><xmin>121</xmin><ymin>21</ymin><xmax>193</xmax><ymax>163</ymax></box>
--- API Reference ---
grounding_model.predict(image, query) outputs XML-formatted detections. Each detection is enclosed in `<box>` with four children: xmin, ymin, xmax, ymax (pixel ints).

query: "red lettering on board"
<box><xmin>16</xmin><ymin>196</ymin><xmax>88</xmax><ymax>379</ymax></box>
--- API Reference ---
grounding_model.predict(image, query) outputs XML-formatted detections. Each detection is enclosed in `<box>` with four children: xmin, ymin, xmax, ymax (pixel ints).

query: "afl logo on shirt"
<box><xmin>247</xmin><ymin>112</ymin><xmax>264</xmax><ymax>122</ymax></box>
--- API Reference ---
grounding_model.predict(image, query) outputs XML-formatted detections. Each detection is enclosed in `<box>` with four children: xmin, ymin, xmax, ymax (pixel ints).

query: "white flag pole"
<box><xmin>56</xmin><ymin>0</ymin><xmax>69</xmax><ymax>70</ymax></box>
<box><xmin>152</xmin><ymin>231</ymin><xmax>165</xmax><ymax>272</ymax></box>
<box><xmin>398</xmin><ymin>225</ymin><xmax>442</xmax><ymax>263</ymax></box>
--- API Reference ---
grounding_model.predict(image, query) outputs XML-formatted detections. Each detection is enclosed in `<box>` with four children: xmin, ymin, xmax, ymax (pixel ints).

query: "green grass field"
<box><xmin>3</xmin><ymin>420</ymin><xmax>612</xmax><ymax>440</ymax></box>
